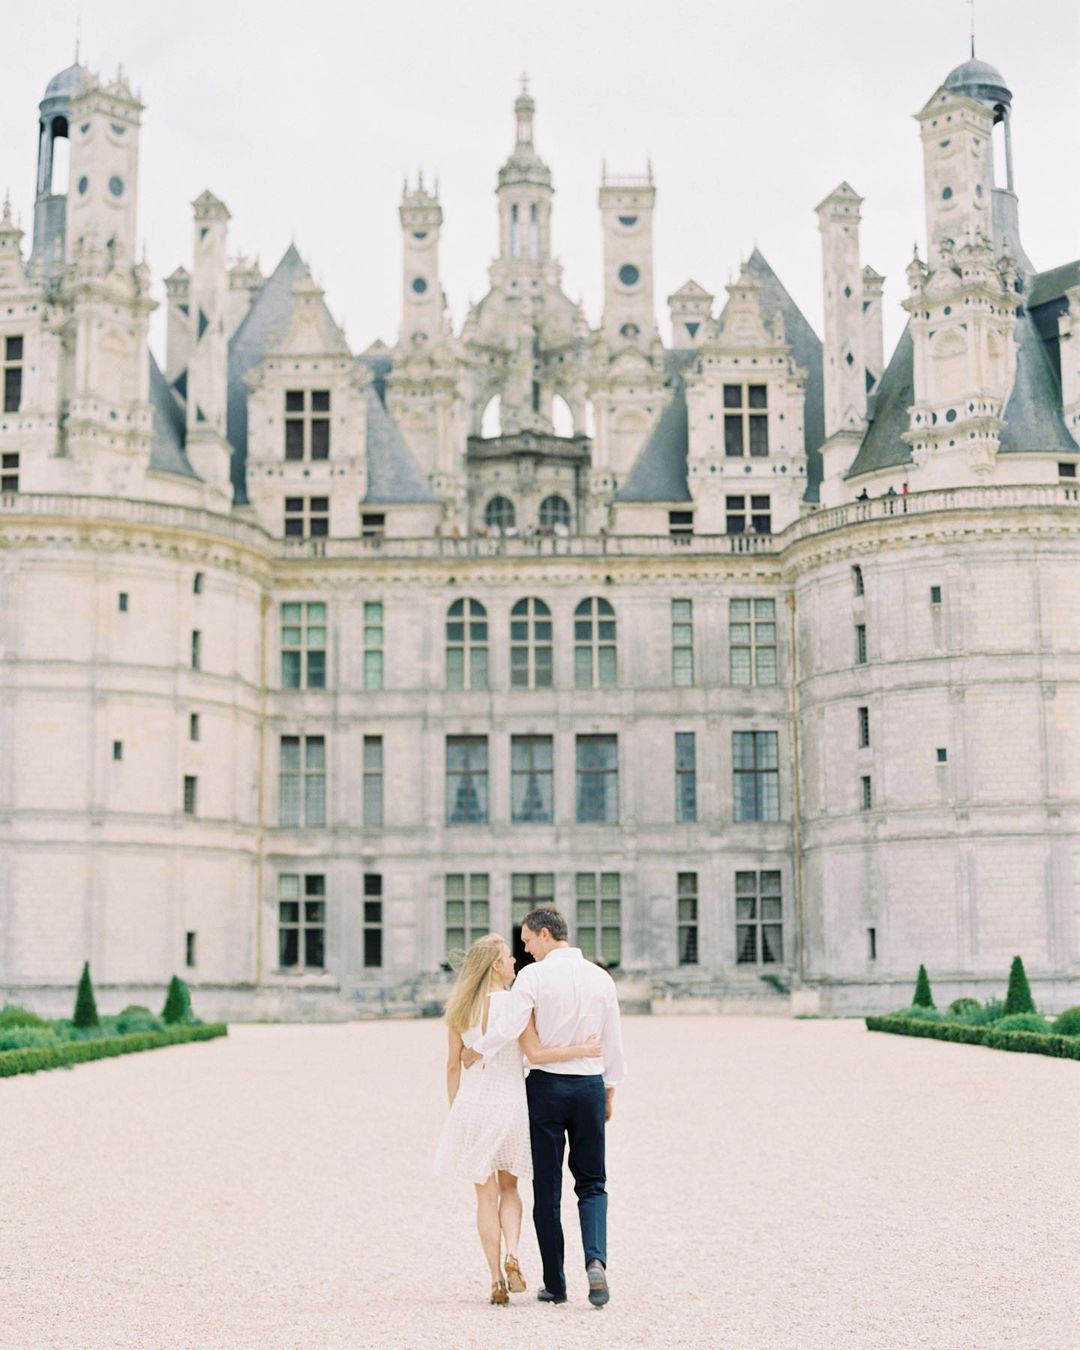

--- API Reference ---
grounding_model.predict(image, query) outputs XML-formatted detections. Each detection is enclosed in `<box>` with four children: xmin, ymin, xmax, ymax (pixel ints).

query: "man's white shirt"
<box><xmin>473</xmin><ymin>947</ymin><xmax>627</xmax><ymax>1087</ymax></box>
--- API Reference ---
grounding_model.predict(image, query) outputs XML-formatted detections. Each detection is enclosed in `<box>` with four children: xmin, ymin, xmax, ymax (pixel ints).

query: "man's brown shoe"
<box><xmin>586</xmin><ymin>1260</ymin><xmax>609</xmax><ymax>1308</ymax></box>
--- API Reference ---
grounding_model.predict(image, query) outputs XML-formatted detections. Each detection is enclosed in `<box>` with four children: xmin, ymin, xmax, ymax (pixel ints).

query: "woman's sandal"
<box><xmin>504</xmin><ymin>1254</ymin><xmax>527</xmax><ymax>1294</ymax></box>
<box><xmin>490</xmin><ymin>1278</ymin><xmax>509</xmax><ymax>1306</ymax></box>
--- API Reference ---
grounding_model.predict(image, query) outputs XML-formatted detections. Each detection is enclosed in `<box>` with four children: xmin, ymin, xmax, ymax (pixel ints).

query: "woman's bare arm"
<box><xmin>446</xmin><ymin>1028</ymin><xmax>464</xmax><ymax>1106</ymax></box>
<box><xmin>519</xmin><ymin>1012</ymin><xmax>601</xmax><ymax>1064</ymax></box>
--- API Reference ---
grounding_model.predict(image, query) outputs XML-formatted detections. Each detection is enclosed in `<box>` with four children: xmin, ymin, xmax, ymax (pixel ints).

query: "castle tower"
<box><xmin>599</xmin><ymin>164</ymin><xmax>657</xmax><ymax>348</ymax></box>
<box><xmin>915</xmin><ymin>78</ymin><xmax>995</xmax><ymax>271</ymax></box>
<box><xmin>496</xmin><ymin>80</ymin><xmax>554</xmax><ymax>269</ymax></box>
<box><xmin>30</xmin><ymin>62</ymin><xmax>84</xmax><ymax>280</ymax></box>
<box><xmin>815</xmin><ymin>182</ymin><xmax>867</xmax><ymax>437</ymax></box>
<box><xmin>184</xmin><ymin>191</ymin><xmax>231</xmax><ymax>494</ymax></box>
<box><xmin>66</xmin><ymin>68</ymin><xmax>143</xmax><ymax>272</ymax></box>
<box><xmin>398</xmin><ymin>176</ymin><xmax>446</xmax><ymax>346</ymax></box>
<box><xmin>861</xmin><ymin>264</ymin><xmax>885</xmax><ymax>392</ymax></box>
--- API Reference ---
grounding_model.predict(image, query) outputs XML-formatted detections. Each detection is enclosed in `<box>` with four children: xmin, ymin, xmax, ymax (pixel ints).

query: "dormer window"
<box><xmin>723</xmin><ymin>384</ymin><xmax>768</xmax><ymax>458</ymax></box>
<box><xmin>284</xmin><ymin>390</ymin><xmax>331</xmax><ymax>461</ymax></box>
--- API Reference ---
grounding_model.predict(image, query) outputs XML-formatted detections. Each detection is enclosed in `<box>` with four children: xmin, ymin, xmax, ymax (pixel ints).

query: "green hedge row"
<box><xmin>0</xmin><ymin>1023</ymin><xmax>228</xmax><ymax>1078</ymax></box>
<box><xmin>866</xmin><ymin>1015</ymin><xmax>1080</xmax><ymax>1061</ymax></box>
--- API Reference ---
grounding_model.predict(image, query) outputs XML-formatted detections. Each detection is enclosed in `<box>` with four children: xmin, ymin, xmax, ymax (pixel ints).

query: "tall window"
<box><xmin>3</xmin><ymin>335</ymin><xmax>23</xmax><ymax>413</ymax></box>
<box><xmin>510</xmin><ymin>597</ymin><xmax>553</xmax><ymax>688</ymax></box>
<box><xmin>182</xmin><ymin>775</ymin><xmax>198</xmax><ymax>815</ymax></box>
<box><xmin>860</xmin><ymin>775</ymin><xmax>873</xmax><ymax>811</ymax></box>
<box><xmin>574</xmin><ymin>597</ymin><xmax>616</xmax><ymax>688</ymax></box>
<box><xmin>511</xmin><ymin>873</ymin><xmax>555</xmax><ymax>966</ymax></box>
<box><xmin>278</xmin><ymin>873</ymin><xmax>326</xmax><ymax>970</ymax></box>
<box><xmin>485</xmin><ymin>496</ymin><xmax>515</xmax><ymax>530</ymax></box>
<box><xmin>445</xmin><ymin>874</ymin><xmax>490</xmax><ymax>955</ymax></box>
<box><xmin>577</xmin><ymin>872</ymin><xmax>621</xmax><ymax>967</ymax></box>
<box><xmin>446</xmin><ymin>736</ymin><xmax>488</xmax><ymax>824</ymax></box>
<box><xmin>363</xmin><ymin>736</ymin><xmax>383</xmax><ymax>828</ymax></box>
<box><xmin>281</xmin><ymin>602</ymin><xmax>327</xmax><ymax>690</ymax></box>
<box><xmin>446</xmin><ymin>599</ymin><xmax>488</xmax><ymax>690</ymax></box>
<box><xmin>678</xmin><ymin>872</ymin><xmax>699</xmax><ymax>965</ymax></box>
<box><xmin>363</xmin><ymin>874</ymin><xmax>383</xmax><ymax>967</ymax></box>
<box><xmin>279</xmin><ymin>735</ymin><xmax>326</xmax><ymax>828</ymax></box>
<box><xmin>723</xmin><ymin>384</ymin><xmax>768</xmax><ymax>457</ymax></box>
<box><xmin>855</xmin><ymin>623</ymin><xmax>868</xmax><ymax>665</ymax></box>
<box><xmin>857</xmin><ymin>706</ymin><xmax>870</xmax><ymax>749</ymax></box>
<box><xmin>284</xmin><ymin>496</ymin><xmax>329</xmax><ymax>539</ymax></box>
<box><xmin>1</xmin><ymin>451</ymin><xmax>19</xmax><ymax>492</ymax></box>
<box><xmin>576</xmin><ymin>734</ymin><xmax>618</xmax><ymax>824</ymax></box>
<box><xmin>511</xmin><ymin>736</ymin><xmax>554</xmax><ymax>823</ymax></box>
<box><xmin>733</xmin><ymin>731</ymin><xmax>780</xmax><ymax>822</ymax></box>
<box><xmin>672</xmin><ymin>600</ymin><xmax>694</xmax><ymax>686</ymax></box>
<box><xmin>735</xmin><ymin>871</ymin><xmax>783</xmax><ymax>964</ymax></box>
<box><xmin>725</xmin><ymin>495</ymin><xmax>771</xmax><ymax>535</ymax></box>
<box><xmin>852</xmin><ymin>564</ymin><xmax>865</xmax><ymax>596</ymax></box>
<box><xmin>364</xmin><ymin>602</ymin><xmax>384</xmax><ymax>689</ymax></box>
<box><xmin>191</xmin><ymin>630</ymin><xmax>201</xmax><ymax>671</ymax></box>
<box><xmin>675</xmin><ymin>732</ymin><xmax>697</xmax><ymax>824</ymax></box>
<box><xmin>539</xmin><ymin>496</ymin><xmax>570</xmax><ymax>531</ymax></box>
<box><xmin>284</xmin><ymin>389</ymin><xmax>331</xmax><ymax>461</ymax></box>
<box><xmin>730</xmin><ymin>598</ymin><xmax>777</xmax><ymax>685</ymax></box>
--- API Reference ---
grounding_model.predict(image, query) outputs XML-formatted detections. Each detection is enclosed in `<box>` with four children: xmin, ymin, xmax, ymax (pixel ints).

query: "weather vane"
<box><xmin>967</xmin><ymin>0</ymin><xmax>976</xmax><ymax>58</ymax></box>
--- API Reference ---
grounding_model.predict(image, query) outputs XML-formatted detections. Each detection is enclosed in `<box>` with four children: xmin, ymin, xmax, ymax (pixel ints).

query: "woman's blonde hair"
<box><xmin>444</xmin><ymin>933</ymin><xmax>507</xmax><ymax>1034</ymax></box>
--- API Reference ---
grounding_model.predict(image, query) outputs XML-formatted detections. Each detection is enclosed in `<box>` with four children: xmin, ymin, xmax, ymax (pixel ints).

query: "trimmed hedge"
<box><xmin>0</xmin><ymin>1023</ymin><xmax>228</xmax><ymax>1078</ymax></box>
<box><xmin>866</xmin><ymin>1014</ymin><xmax>1080</xmax><ymax>1061</ymax></box>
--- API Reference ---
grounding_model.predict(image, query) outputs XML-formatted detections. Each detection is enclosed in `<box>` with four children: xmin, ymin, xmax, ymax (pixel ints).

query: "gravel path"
<box><xmin>3</xmin><ymin>1017</ymin><xmax>1077</xmax><ymax>1350</ymax></box>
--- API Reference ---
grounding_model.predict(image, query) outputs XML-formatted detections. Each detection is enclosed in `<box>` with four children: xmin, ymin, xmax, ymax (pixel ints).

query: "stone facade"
<box><xmin>1</xmin><ymin>58</ymin><xmax>1078</xmax><ymax>1019</ymax></box>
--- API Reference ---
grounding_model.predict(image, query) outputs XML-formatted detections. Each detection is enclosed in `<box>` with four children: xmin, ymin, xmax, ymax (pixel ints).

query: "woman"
<box><xmin>435</xmin><ymin>933</ymin><xmax>600</xmax><ymax>1305</ymax></box>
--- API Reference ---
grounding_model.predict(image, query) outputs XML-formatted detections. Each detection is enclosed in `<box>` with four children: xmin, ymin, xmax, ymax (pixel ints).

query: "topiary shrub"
<box><xmin>0</xmin><ymin>1003</ymin><xmax>49</xmax><ymax>1029</ymax></box>
<box><xmin>994</xmin><ymin>1012</ymin><xmax>1049</xmax><ymax>1034</ymax></box>
<box><xmin>894</xmin><ymin>1005</ymin><xmax>944</xmax><ymax>1021</ymax></box>
<box><xmin>116</xmin><ymin>1006</ymin><xmax>165</xmax><ymax>1035</ymax></box>
<box><xmin>913</xmin><ymin>964</ymin><xmax>935</xmax><ymax>1009</ymax></box>
<box><xmin>161</xmin><ymin>976</ymin><xmax>192</xmax><ymax>1026</ymax></box>
<box><xmin>72</xmin><ymin>962</ymin><xmax>100</xmax><ymax>1029</ymax></box>
<box><xmin>957</xmin><ymin>997</ymin><xmax>1006</xmax><ymax>1026</ymax></box>
<box><xmin>1003</xmin><ymin>955</ymin><xmax>1036</xmax><ymax>1016</ymax></box>
<box><xmin>948</xmin><ymin>997</ymin><xmax>981</xmax><ymax>1018</ymax></box>
<box><xmin>1051</xmin><ymin>1006</ymin><xmax>1080</xmax><ymax>1037</ymax></box>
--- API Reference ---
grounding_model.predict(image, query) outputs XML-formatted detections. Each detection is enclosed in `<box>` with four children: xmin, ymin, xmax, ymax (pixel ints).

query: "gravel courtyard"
<box><xmin>4</xmin><ymin>1016</ymin><xmax>1078</xmax><ymax>1350</ymax></box>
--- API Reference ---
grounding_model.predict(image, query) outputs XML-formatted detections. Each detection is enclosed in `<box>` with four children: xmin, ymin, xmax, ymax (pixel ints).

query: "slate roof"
<box><xmin>845</xmin><ymin>325</ymin><xmax>914</xmax><ymax>479</ymax></box>
<box><xmin>148</xmin><ymin>353</ymin><xmax>198</xmax><ymax>479</ymax></box>
<box><xmin>362</xmin><ymin>382</ymin><xmax>438</xmax><ymax>504</ymax></box>
<box><xmin>998</xmin><ymin>310</ymin><xmax>1074</xmax><ymax>454</ymax></box>
<box><xmin>617</xmin><ymin>250</ymin><xmax>825</xmax><ymax>504</ymax></box>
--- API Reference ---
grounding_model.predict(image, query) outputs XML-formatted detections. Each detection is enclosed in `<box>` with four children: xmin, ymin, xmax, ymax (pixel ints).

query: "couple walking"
<box><xmin>434</xmin><ymin>907</ymin><xmax>626</xmax><ymax>1307</ymax></box>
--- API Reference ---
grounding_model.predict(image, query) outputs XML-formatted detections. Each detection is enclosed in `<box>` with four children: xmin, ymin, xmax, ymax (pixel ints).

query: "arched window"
<box><xmin>446</xmin><ymin>598</ymin><xmax>488</xmax><ymax>689</ymax></box>
<box><xmin>511</xmin><ymin>203</ymin><xmax>521</xmax><ymax>260</ymax></box>
<box><xmin>574</xmin><ymin>597</ymin><xmax>616</xmax><ymax>688</ymax></box>
<box><xmin>551</xmin><ymin>394</ymin><xmax>574</xmax><ymax>438</ymax></box>
<box><xmin>529</xmin><ymin>202</ymin><xmax>540</xmax><ymax>260</ymax></box>
<box><xmin>485</xmin><ymin>496</ymin><xmax>515</xmax><ymax>531</ymax></box>
<box><xmin>510</xmin><ymin>598</ymin><xmax>553</xmax><ymax>688</ymax></box>
<box><xmin>539</xmin><ymin>495</ymin><xmax>571</xmax><ymax>532</ymax></box>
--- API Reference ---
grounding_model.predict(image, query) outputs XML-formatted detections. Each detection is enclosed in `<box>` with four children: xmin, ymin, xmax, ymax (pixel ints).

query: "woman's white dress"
<box><xmin>434</xmin><ymin>991</ymin><xmax>533</xmax><ymax>1183</ymax></box>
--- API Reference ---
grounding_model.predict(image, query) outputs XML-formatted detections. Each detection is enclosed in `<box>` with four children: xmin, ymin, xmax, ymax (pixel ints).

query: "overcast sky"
<box><xmin>2</xmin><ymin>0</ymin><xmax>1077</xmax><ymax>363</ymax></box>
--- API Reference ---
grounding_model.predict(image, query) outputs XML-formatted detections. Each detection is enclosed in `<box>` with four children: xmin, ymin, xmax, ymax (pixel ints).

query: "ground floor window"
<box><xmin>364</xmin><ymin>874</ymin><xmax>383</xmax><ymax>967</ymax></box>
<box><xmin>278</xmin><ymin>873</ymin><xmax>325</xmax><ymax>970</ymax></box>
<box><xmin>445</xmin><ymin>874</ymin><xmax>490</xmax><ymax>956</ymax></box>
<box><xmin>576</xmin><ymin>872</ymin><xmax>621</xmax><ymax>968</ymax></box>
<box><xmin>735</xmin><ymin>870</ymin><xmax>782</xmax><ymax>964</ymax></box>
<box><xmin>511</xmin><ymin>873</ymin><xmax>554</xmax><ymax>967</ymax></box>
<box><xmin>678</xmin><ymin>872</ymin><xmax>698</xmax><ymax>964</ymax></box>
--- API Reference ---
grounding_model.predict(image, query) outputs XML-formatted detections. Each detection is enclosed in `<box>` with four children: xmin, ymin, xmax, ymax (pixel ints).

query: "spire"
<box><xmin>515</xmin><ymin>73</ymin><xmax>535</xmax><ymax>147</ymax></box>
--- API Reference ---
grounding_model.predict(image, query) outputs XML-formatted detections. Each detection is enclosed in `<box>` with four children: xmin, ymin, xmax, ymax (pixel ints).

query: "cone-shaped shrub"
<box><xmin>161</xmin><ymin>975</ymin><xmax>191</xmax><ymax>1025</ymax></box>
<box><xmin>1003</xmin><ymin>955</ymin><xmax>1035</xmax><ymax>1016</ymax></box>
<box><xmin>72</xmin><ymin>962</ymin><xmax>100</xmax><ymax>1028</ymax></box>
<box><xmin>913</xmin><ymin>963</ymin><xmax>935</xmax><ymax>1009</ymax></box>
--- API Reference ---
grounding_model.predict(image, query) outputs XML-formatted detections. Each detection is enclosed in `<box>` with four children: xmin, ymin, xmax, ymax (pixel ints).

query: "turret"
<box><xmin>861</xmin><ymin>264</ymin><xmax>885</xmax><ymax>393</ymax></box>
<box><xmin>398</xmin><ymin>175</ymin><xmax>445</xmax><ymax>346</ymax></box>
<box><xmin>816</xmin><ymin>182</ymin><xmax>867</xmax><ymax>436</ymax></box>
<box><xmin>599</xmin><ymin>164</ymin><xmax>657</xmax><ymax>348</ymax></box>
<box><xmin>164</xmin><ymin>266</ymin><xmax>191</xmax><ymax>384</ymax></box>
<box><xmin>668</xmin><ymin>280</ymin><xmax>713</xmax><ymax>349</ymax></box>
<box><xmin>915</xmin><ymin>80</ymin><xmax>995</xmax><ymax>271</ymax></box>
<box><xmin>30</xmin><ymin>62</ymin><xmax>84</xmax><ymax>280</ymax></box>
<box><xmin>66</xmin><ymin>67</ymin><xmax>143</xmax><ymax>273</ymax></box>
<box><xmin>495</xmin><ymin>80</ymin><xmax>554</xmax><ymax>267</ymax></box>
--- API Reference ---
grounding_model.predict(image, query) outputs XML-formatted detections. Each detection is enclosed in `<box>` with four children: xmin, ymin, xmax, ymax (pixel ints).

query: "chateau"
<box><xmin>1</xmin><ymin>55</ymin><xmax>1078</xmax><ymax>1019</ymax></box>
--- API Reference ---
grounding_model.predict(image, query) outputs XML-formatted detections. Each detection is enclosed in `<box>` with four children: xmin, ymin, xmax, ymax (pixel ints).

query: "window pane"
<box><xmin>723</xmin><ymin>384</ymin><xmax>742</xmax><ymax>409</ymax></box>
<box><xmin>749</xmin><ymin>416</ymin><xmax>769</xmax><ymax>456</ymax></box>
<box><xmin>598</xmin><ymin>646</ymin><xmax>617</xmax><ymax>686</ymax></box>
<box><xmin>748</xmin><ymin>385</ymin><xmax>767</xmax><ymax>409</ymax></box>
<box><xmin>574</xmin><ymin>647</ymin><xmax>592</xmax><ymax>688</ymax></box>
<box><xmin>446</xmin><ymin>648</ymin><xmax>464</xmax><ymax>688</ymax></box>
<box><xmin>724</xmin><ymin>416</ymin><xmax>744</xmax><ymax>456</ymax></box>
<box><xmin>736</xmin><ymin>926</ymin><xmax>757</xmax><ymax>963</ymax></box>
<box><xmin>282</xmin><ymin>651</ymin><xmax>302</xmax><ymax>689</ymax></box>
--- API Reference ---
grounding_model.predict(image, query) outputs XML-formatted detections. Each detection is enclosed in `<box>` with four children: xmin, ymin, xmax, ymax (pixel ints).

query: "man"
<box><xmin>465</xmin><ymin>907</ymin><xmax>626</xmax><ymax>1307</ymax></box>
